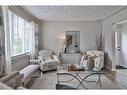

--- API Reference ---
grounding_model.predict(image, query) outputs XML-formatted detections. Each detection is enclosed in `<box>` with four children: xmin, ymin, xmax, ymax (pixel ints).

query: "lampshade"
<box><xmin>59</xmin><ymin>38</ymin><xmax>66</xmax><ymax>45</ymax></box>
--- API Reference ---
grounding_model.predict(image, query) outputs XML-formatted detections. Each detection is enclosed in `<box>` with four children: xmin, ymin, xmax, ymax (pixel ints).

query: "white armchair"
<box><xmin>80</xmin><ymin>50</ymin><xmax>104</xmax><ymax>71</ymax></box>
<box><xmin>31</xmin><ymin>49</ymin><xmax>60</xmax><ymax>73</ymax></box>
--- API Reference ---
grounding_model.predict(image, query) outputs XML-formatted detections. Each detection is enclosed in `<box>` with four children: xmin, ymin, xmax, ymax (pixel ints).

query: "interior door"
<box><xmin>115</xmin><ymin>31</ymin><xmax>121</xmax><ymax>66</ymax></box>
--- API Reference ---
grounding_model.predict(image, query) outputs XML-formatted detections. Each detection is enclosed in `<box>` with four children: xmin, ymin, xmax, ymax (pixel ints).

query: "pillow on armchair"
<box><xmin>87</xmin><ymin>56</ymin><xmax>95</xmax><ymax>70</ymax></box>
<box><xmin>39</xmin><ymin>49</ymin><xmax>53</xmax><ymax>59</ymax></box>
<box><xmin>80</xmin><ymin>55</ymin><xmax>95</xmax><ymax>70</ymax></box>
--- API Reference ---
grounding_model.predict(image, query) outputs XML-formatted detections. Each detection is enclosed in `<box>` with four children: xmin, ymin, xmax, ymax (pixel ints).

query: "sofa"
<box><xmin>0</xmin><ymin>71</ymin><xmax>25</xmax><ymax>89</ymax></box>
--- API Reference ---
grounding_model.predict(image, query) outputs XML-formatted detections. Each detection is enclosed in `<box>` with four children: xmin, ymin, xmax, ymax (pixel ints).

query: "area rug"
<box><xmin>30</xmin><ymin>71</ymin><xmax>123</xmax><ymax>89</ymax></box>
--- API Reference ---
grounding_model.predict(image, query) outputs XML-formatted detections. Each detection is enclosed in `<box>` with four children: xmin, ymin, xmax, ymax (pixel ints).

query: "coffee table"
<box><xmin>56</xmin><ymin>64</ymin><xmax>103</xmax><ymax>89</ymax></box>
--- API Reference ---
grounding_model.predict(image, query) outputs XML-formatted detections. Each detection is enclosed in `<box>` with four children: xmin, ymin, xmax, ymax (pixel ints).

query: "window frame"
<box><xmin>8</xmin><ymin>10</ymin><xmax>32</xmax><ymax>57</ymax></box>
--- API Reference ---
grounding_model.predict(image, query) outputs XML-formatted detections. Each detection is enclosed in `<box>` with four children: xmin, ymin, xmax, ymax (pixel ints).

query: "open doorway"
<box><xmin>114</xmin><ymin>21</ymin><xmax>127</xmax><ymax>70</ymax></box>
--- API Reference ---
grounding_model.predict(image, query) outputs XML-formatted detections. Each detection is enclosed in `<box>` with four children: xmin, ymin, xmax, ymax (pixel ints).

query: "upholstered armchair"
<box><xmin>39</xmin><ymin>49</ymin><xmax>60</xmax><ymax>72</ymax></box>
<box><xmin>30</xmin><ymin>49</ymin><xmax>60</xmax><ymax>73</ymax></box>
<box><xmin>80</xmin><ymin>50</ymin><xmax>104</xmax><ymax>71</ymax></box>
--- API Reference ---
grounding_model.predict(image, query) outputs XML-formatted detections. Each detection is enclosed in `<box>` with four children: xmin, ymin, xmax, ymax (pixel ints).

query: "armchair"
<box><xmin>31</xmin><ymin>49</ymin><xmax>60</xmax><ymax>72</ymax></box>
<box><xmin>80</xmin><ymin>50</ymin><xmax>104</xmax><ymax>71</ymax></box>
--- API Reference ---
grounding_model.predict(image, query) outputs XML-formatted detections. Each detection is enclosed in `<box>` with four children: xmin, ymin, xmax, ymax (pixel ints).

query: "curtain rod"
<box><xmin>8</xmin><ymin>6</ymin><xmax>39</xmax><ymax>23</ymax></box>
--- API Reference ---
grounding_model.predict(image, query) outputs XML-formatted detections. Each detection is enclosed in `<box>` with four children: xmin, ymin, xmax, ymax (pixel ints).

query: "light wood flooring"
<box><xmin>25</xmin><ymin>68</ymin><xmax>127</xmax><ymax>89</ymax></box>
<box><xmin>103</xmin><ymin>68</ymin><xmax>127</xmax><ymax>89</ymax></box>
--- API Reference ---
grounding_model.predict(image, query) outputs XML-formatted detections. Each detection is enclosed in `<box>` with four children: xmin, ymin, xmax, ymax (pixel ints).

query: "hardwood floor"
<box><xmin>26</xmin><ymin>68</ymin><xmax>127</xmax><ymax>89</ymax></box>
<box><xmin>104</xmin><ymin>68</ymin><xmax>127</xmax><ymax>89</ymax></box>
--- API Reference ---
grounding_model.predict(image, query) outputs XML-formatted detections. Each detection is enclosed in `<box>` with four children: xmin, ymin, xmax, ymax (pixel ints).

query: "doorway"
<box><xmin>114</xmin><ymin>21</ymin><xmax>127</xmax><ymax>70</ymax></box>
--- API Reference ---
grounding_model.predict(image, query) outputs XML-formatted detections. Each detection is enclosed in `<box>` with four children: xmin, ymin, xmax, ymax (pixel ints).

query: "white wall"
<box><xmin>39</xmin><ymin>21</ymin><xmax>102</xmax><ymax>55</ymax></box>
<box><xmin>103</xmin><ymin>7</ymin><xmax>127</xmax><ymax>70</ymax></box>
<box><xmin>121</xmin><ymin>23</ymin><xmax>127</xmax><ymax>67</ymax></box>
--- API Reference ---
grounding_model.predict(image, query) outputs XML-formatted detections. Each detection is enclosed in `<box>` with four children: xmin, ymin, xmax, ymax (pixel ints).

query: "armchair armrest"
<box><xmin>30</xmin><ymin>59</ymin><xmax>41</xmax><ymax>64</ymax></box>
<box><xmin>52</xmin><ymin>55</ymin><xmax>60</xmax><ymax>64</ymax></box>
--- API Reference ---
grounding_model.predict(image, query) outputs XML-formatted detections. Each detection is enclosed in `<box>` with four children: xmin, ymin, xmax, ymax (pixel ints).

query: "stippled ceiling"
<box><xmin>24</xmin><ymin>6</ymin><xmax>124</xmax><ymax>21</ymax></box>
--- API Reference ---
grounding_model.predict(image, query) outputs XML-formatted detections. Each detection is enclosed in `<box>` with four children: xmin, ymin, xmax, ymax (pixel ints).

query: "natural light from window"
<box><xmin>8</xmin><ymin>11</ymin><xmax>32</xmax><ymax>56</ymax></box>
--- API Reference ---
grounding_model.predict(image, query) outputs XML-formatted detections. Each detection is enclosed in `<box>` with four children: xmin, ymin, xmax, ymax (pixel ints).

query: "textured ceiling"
<box><xmin>24</xmin><ymin>6</ymin><xmax>124</xmax><ymax>21</ymax></box>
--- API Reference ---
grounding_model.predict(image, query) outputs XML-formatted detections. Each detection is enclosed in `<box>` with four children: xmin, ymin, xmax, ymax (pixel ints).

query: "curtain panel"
<box><xmin>35</xmin><ymin>23</ymin><xmax>39</xmax><ymax>59</ymax></box>
<box><xmin>0</xmin><ymin>6</ymin><xmax>6</xmax><ymax>73</ymax></box>
<box><xmin>2</xmin><ymin>6</ymin><xmax>12</xmax><ymax>74</ymax></box>
<box><xmin>0</xmin><ymin>6</ymin><xmax>39</xmax><ymax>73</ymax></box>
<box><xmin>30</xmin><ymin>21</ymin><xmax>39</xmax><ymax>59</ymax></box>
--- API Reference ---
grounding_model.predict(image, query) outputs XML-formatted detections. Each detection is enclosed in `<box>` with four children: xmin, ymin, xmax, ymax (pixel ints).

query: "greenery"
<box><xmin>15</xmin><ymin>39</ymin><xmax>23</xmax><ymax>54</ymax></box>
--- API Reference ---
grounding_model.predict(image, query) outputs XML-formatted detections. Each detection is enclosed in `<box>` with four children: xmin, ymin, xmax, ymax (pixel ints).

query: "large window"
<box><xmin>8</xmin><ymin>11</ymin><xmax>32</xmax><ymax>56</ymax></box>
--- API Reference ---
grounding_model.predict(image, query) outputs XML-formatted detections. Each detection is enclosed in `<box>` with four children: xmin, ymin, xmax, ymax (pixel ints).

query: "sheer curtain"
<box><xmin>2</xmin><ymin>6</ymin><xmax>12</xmax><ymax>74</ymax></box>
<box><xmin>35</xmin><ymin>23</ymin><xmax>39</xmax><ymax>58</ymax></box>
<box><xmin>8</xmin><ymin>11</ymin><xmax>38</xmax><ymax>59</ymax></box>
<box><xmin>8</xmin><ymin>11</ymin><xmax>32</xmax><ymax>56</ymax></box>
<box><xmin>0</xmin><ymin>6</ymin><xmax>6</xmax><ymax>73</ymax></box>
<box><xmin>30</xmin><ymin>21</ymin><xmax>36</xmax><ymax>59</ymax></box>
<box><xmin>0</xmin><ymin>7</ymin><xmax>39</xmax><ymax>74</ymax></box>
<box><xmin>30</xmin><ymin>21</ymin><xmax>39</xmax><ymax>59</ymax></box>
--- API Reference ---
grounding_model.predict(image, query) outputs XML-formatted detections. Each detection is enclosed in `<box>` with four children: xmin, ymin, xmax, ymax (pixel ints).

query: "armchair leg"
<box><xmin>39</xmin><ymin>69</ymin><xmax>45</xmax><ymax>75</ymax></box>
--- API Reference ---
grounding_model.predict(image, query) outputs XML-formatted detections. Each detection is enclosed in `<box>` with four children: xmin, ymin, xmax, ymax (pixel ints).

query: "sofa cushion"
<box><xmin>0</xmin><ymin>71</ymin><xmax>20</xmax><ymax>89</ymax></box>
<box><xmin>19</xmin><ymin>65</ymin><xmax>39</xmax><ymax>82</ymax></box>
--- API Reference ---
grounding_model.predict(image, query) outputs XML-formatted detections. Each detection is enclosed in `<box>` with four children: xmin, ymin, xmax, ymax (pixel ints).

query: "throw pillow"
<box><xmin>87</xmin><ymin>56</ymin><xmax>95</xmax><ymax>70</ymax></box>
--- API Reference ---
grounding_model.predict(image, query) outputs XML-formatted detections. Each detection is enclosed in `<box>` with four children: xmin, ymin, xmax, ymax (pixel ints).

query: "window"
<box><xmin>8</xmin><ymin>11</ymin><xmax>32</xmax><ymax>56</ymax></box>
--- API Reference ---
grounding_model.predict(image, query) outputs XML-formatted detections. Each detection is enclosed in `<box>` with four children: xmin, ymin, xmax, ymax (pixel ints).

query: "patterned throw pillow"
<box><xmin>87</xmin><ymin>56</ymin><xmax>95</xmax><ymax>70</ymax></box>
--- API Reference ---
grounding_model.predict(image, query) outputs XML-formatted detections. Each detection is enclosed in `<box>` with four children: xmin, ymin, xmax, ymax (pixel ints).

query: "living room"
<box><xmin>1</xmin><ymin>5</ymin><xmax>127</xmax><ymax>90</ymax></box>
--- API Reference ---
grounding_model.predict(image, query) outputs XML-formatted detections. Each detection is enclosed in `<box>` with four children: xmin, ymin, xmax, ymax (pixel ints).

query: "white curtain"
<box><xmin>2</xmin><ymin>6</ymin><xmax>12</xmax><ymax>74</ymax></box>
<box><xmin>0</xmin><ymin>6</ymin><xmax>5</xmax><ymax>73</ymax></box>
<box><xmin>0</xmin><ymin>7</ymin><xmax>39</xmax><ymax>74</ymax></box>
<box><xmin>30</xmin><ymin>21</ymin><xmax>39</xmax><ymax>59</ymax></box>
<box><xmin>35</xmin><ymin>23</ymin><xmax>39</xmax><ymax>58</ymax></box>
<box><xmin>30</xmin><ymin>21</ymin><xmax>36</xmax><ymax>59</ymax></box>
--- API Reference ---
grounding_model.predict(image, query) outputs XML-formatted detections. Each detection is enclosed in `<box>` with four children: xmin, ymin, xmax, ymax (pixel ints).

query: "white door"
<box><xmin>115</xmin><ymin>31</ymin><xmax>121</xmax><ymax>66</ymax></box>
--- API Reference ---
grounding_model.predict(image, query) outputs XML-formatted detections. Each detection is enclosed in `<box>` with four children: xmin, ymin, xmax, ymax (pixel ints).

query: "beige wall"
<box><xmin>39</xmin><ymin>21</ymin><xmax>102</xmax><ymax>55</ymax></box>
